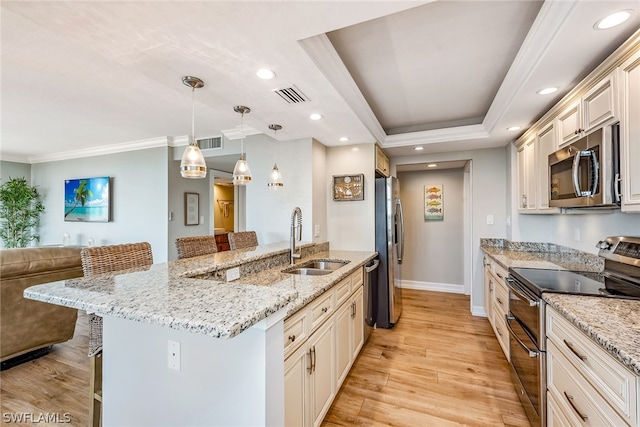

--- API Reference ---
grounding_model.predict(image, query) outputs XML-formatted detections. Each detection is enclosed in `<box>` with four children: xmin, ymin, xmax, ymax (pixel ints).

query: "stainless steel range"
<box><xmin>505</xmin><ymin>236</ymin><xmax>640</xmax><ymax>427</ymax></box>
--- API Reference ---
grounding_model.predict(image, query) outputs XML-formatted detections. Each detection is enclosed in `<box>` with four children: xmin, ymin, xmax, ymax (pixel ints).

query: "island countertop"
<box><xmin>24</xmin><ymin>241</ymin><xmax>376</xmax><ymax>339</ymax></box>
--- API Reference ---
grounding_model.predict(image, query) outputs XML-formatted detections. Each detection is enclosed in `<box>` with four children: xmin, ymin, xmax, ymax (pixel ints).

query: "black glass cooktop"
<box><xmin>510</xmin><ymin>267</ymin><xmax>606</xmax><ymax>296</ymax></box>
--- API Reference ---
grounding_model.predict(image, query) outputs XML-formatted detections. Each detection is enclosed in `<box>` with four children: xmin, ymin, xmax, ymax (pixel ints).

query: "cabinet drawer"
<box><xmin>284</xmin><ymin>309</ymin><xmax>308</xmax><ymax>358</ymax></box>
<box><xmin>310</xmin><ymin>291</ymin><xmax>335</xmax><ymax>332</ymax></box>
<box><xmin>492</xmin><ymin>263</ymin><xmax>508</xmax><ymax>285</ymax></box>
<box><xmin>547</xmin><ymin>339</ymin><xmax>628</xmax><ymax>426</ymax></box>
<box><xmin>351</xmin><ymin>267</ymin><xmax>363</xmax><ymax>289</ymax></box>
<box><xmin>334</xmin><ymin>277</ymin><xmax>351</xmax><ymax>308</ymax></box>
<box><xmin>547</xmin><ymin>307</ymin><xmax>637</xmax><ymax>424</ymax></box>
<box><xmin>492</xmin><ymin>306</ymin><xmax>510</xmax><ymax>360</ymax></box>
<box><xmin>492</xmin><ymin>275</ymin><xmax>509</xmax><ymax>314</ymax></box>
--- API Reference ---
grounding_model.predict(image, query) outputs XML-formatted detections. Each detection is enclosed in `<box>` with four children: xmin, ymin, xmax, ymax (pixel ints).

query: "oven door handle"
<box><xmin>505</xmin><ymin>314</ymin><xmax>539</xmax><ymax>358</ymax></box>
<box><xmin>603</xmin><ymin>270</ymin><xmax>640</xmax><ymax>286</ymax></box>
<box><xmin>506</xmin><ymin>277</ymin><xmax>539</xmax><ymax>307</ymax></box>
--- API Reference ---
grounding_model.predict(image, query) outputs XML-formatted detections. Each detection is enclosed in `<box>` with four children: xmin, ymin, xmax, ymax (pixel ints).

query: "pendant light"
<box><xmin>180</xmin><ymin>76</ymin><xmax>207</xmax><ymax>179</ymax></box>
<box><xmin>267</xmin><ymin>124</ymin><xmax>284</xmax><ymax>190</ymax></box>
<box><xmin>232</xmin><ymin>105</ymin><xmax>252</xmax><ymax>186</ymax></box>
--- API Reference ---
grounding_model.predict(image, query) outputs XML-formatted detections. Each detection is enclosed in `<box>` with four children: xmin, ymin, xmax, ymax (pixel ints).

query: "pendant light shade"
<box><xmin>267</xmin><ymin>124</ymin><xmax>284</xmax><ymax>190</ymax></box>
<box><xmin>232</xmin><ymin>106</ymin><xmax>252</xmax><ymax>186</ymax></box>
<box><xmin>180</xmin><ymin>76</ymin><xmax>207</xmax><ymax>179</ymax></box>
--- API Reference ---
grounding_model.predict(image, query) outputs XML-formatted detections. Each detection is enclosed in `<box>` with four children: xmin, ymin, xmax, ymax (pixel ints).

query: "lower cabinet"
<box><xmin>546</xmin><ymin>306</ymin><xmax>639</xmax><ymax>426</ymax></box>
<box><xmin>482</xmin><ymin>255</ymin><xmax>510</xmax><ymax>361</ymax></box>
<box><xmin>284</xmin><ymin>267</ymin><xmax>364</xmax><ymax>427</ymax></box>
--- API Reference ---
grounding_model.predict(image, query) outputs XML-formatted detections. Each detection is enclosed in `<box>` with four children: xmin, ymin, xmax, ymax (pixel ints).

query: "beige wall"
<box><xmin>213</xmin><ymin>185</ymin><xmax>234</xmax><ymax>231</ymax></box>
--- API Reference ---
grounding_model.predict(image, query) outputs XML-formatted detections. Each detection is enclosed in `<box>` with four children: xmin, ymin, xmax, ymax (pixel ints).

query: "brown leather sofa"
<box><xmin>1</xmin><ymin>246</ymin><xmax>83</xmax><ymax>365</ymax></box>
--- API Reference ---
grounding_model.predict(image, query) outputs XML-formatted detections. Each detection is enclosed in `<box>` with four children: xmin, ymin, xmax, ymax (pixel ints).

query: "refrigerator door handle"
<box><xmin>396</xmin><ymin>199</ymin><xmax>405</xmax><ymax>264</ymax></box>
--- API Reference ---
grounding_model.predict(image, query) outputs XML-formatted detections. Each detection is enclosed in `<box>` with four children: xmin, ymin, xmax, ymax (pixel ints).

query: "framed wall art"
<box><xmin>64</xmin><ymin>176</ymin><xmax>112</xmax><ymax>222</ymax></box>
<box><xmin>185</xmin><ymin>192</ymin><xmax>200</xmax><ymax>226</ymax></box>
<box><xmin>424</xmin><ymin>184</ymin><xmax>443</xmax><ymax>220</ymax></box>
<box><xmin>333</xmin><ymin>174</ymin><xmax>364</xmax><ymax>201</ymax></box>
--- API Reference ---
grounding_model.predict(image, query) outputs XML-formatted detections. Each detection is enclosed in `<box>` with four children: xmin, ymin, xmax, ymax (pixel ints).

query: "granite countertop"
<box><xmin>544</xmin><ymin>294</ymin><xmax>640</xmax><ymax>376</ymax></box>
<box><xmin>480</xmin><ymin>239</ymin><xmax>603</xmax><ymax>272</ymax></box>
<box><xmin>480</xmin><ymin>238</ymin><xmax>640</xmax><ymax>376</ymax></box>
<box><xmin>24</xmin><ymin>241</ymin><xmax>376</xmax><ymax>339</ymax></box>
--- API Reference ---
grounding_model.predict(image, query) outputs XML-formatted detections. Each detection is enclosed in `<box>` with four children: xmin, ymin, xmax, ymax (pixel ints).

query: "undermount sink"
<box><xmin>283</xmin><ymin>259</ymin><xmax>350</xmax><ymax>276</ymax></box>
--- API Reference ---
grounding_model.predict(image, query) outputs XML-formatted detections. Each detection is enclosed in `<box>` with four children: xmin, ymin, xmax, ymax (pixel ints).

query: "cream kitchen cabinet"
<box><xmin>517</xmin><ymin>136</ymin><xmax>537</xmax><ymax>212</ymax></box>
<box><xmin>284</xmin><ymin>266</ymin><xmax>365</xmax><ymax>427</ymax></box>
<box><xmin>284</xmin><ymin>318</ymin><xmax>335</xmax><ymax>427</ymax></box>
<box><xmin>375</xmin><ymin>145</ymin><xmax>390</xmax><ymax>177</ymax></box>
<box><xmin>557</xmin><ymin>71</ymin><xmax>617</xmax><ymax>148</ymax></box>
<box><xmin>482</xmin><ymin>255</ymin><xmax>509</xmax><ymax>361</ymax></box>
<box><xmin>536</xmin><ymin>121</ymin><xmax>559</xmax><ymax>211</ymax></box>
<box><xmin>546</xmin><ymin>306</ymin><xmax>639</xmax><ymax>426</ymax></box>
<box><xmin>619</xmin><ymin>48</ymin><xmax>640</xmax><ymax>212</ymax></box>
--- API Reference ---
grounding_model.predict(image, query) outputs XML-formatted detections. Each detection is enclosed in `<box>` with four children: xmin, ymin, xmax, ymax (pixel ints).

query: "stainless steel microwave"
<box><xmin>548</xmin><ymin>124</ymin><xmax>620</xmax><ymax>208</ymax></box>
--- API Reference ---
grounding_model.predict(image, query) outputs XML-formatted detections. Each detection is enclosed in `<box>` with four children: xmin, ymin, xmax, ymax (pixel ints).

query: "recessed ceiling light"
<box><xmin>507</xmin><ymin>126</ymin><xmax>521</xmax><ymax>131</ymax></box>
<box><xmin>594</xmin><ymin>10</ymin><xmax>632</xmax><ymax>30</ymax></box>
<box><xmin>414</xmin><ymin>146</ymin><xmax>424</xmax><ymax>151</ymax></box>
<box><xmin>310</xmin><ymin>113</ymin><xmax>322</xmax><ymax>121</ymax></box>
<box><xmin>537</xmin><ymin>87</ymin><xmax>558</xmax><ymax>95</ymax></box>
<box><xmin>256</xmin><ymin>68</ymin><xmax>275</xmax><ymax>80</ymax></box>
<box><xmin>339</xmin><ymin>137</ymin><xmax>349</xmax><ymax>142</ymax></box>
<box><xmin>427</xmin><ymin>163</ymin><xmax>438</xmax><ymax>168</ymax></box>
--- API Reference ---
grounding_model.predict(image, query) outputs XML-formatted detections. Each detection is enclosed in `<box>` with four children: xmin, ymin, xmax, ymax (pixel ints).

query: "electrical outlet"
<box><xmin>226</xmin><ymin>267</ymin><xmax>240</xmax><ymax>282</ymax></box>
<box><xmin>314</xmin><ymin>225</ymin><xmax>320</xmax><ymax>237</ymax></box>
<box><xmin>168</xmin><ymin>340</ymin><xmax>180</xmax><ymax>371</ymax></box>
<box><xmin>573</xmin><ymin>227</ymin><xmax>581</xmax><ymax>242</ymax></box>
<box><xmin>486</xmin><ymin>215</ymin><xmax>494</xmax><ymax>225</ymax></box>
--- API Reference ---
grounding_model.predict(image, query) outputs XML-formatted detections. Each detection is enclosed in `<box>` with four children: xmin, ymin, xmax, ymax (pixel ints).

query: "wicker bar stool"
<box><xmin>175</xmin><ymin>235</ymin><xmax>217</xmax><ymax>259</ymax></box>
<box><xmin>227</xmin><ymin>231</ymin><xmax>258</xmax><ymax>250</ymax></box>
<box><xmin>80</xmin><ymin>242</ymin><xmax>153</xmax><ymax>427</ymax></box>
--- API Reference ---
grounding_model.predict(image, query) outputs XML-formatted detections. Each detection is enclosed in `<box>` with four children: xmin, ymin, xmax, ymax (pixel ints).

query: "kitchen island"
<box><xmin>24</xmin><ymin>241</ymin><xmax>376</xmax><ymax>426</ymax></box>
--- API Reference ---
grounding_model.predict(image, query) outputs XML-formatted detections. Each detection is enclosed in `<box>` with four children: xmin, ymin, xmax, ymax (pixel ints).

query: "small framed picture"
<box><xmin>333</xmin><ymin>174</ymin><xmax>364</xmax><ymax>201</ymax></box>
<box><xmin>184</xmin><ymin>192</ymin><xmax>199</xmax><ymax>226</ymax></box>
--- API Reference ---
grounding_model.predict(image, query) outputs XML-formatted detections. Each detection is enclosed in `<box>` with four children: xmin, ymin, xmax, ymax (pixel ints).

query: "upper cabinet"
<box><xmin>514</xmin><ymin>30</ymin><xmax>640</xmax><ymax>215</ymax></box>
<box><xmin>557</xmin><ymin>71</ymin><xmax>617</xmax><ymax>148</ymax></box>
<box><xmin>375</xmin><ymin>145</ymin><xmax>390</xmax><ymax>177</ymax></box>
<box><xmin>619</xmin><ymin>49</ymin><xmax>640</xmax><ymax>212</ymax></box>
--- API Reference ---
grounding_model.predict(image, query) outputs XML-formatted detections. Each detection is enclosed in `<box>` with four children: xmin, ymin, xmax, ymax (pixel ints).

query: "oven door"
<box><xmin>506</xmin><ymin>312</ymin><xmax>543</xmax><ymax>426</ymax></box>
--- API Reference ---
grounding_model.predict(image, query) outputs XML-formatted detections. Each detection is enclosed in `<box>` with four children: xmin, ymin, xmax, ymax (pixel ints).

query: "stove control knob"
<box><xmin>596</xmin><ymin>240</ymin><xmax>612</xmax><ymax>250</ymax></box>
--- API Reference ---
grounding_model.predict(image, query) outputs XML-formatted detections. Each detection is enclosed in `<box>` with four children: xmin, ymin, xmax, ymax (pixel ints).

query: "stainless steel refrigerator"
<box><xmin>374</xmin><ymin>176</ymin><xmax>404</xmax><ymax>328</ymax></box>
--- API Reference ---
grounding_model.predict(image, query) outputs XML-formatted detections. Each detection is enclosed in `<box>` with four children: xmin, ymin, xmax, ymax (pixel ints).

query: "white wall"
<box><xmin>245</xmin><ymin>135</ymin><xmax>314</xmax><ymax>245</ymax></box>
<box><xmin>1</xmin><ymin>160</ymin><xmax>31</xmax><ymax>185</ymax></box>
<box><xmin>32</xmin><ymin>147</ymin><xmax>170</xmax><ymax>262</ymax></box>
<box><xmin>167</xmin><ymin>150</ymin><xmax>212</xmax><ymax>261</ymax></box>
<box><xmin>398</xmin><ymin>168</ymin><xmax>465</xmax><ymax>292</ymax></box>
<box><xmin>394</xmin><ymin>147</ymin><xmax>508</xmax><ymax>313</ymax></box>
<box><xmin>326</xmin><ymin>144</ymin><xmax>376</xmax><ymax>251</ymax></box>
<box><xmin>311</xmin><ymin>139</ymin><xmax>328</xmax><ymax>243</ymax></box>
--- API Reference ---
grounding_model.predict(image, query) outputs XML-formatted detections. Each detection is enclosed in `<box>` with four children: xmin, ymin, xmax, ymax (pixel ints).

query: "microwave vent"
<box><xmin>273</xmin><ymin>85</ymin><xmax>310</xmax><ymax>104</ymax></box>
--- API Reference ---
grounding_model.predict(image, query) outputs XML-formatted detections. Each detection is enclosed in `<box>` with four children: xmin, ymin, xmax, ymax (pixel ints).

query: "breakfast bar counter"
<box><xmin>24</xmin><ymin>241</ymin><xmax>376</xmax><ymax>427</ymax></box>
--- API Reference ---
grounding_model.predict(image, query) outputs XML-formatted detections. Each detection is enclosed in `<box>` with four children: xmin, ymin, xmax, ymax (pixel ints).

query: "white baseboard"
<box><xmin>471</xmin><ymin>305</ymin><xmax>488</xmax><ymax>318</ymax></box>
<box><xmin>401</xmin><ymin>280</ymin><xmax>464</xmax><ymax>294</ymax></box>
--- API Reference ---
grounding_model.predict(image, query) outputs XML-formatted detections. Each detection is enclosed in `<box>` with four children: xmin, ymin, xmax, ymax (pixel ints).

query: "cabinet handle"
<box><xmin>563</xmin><ymin>339</ymin><xmax>588</xmax><ymax>361</ymax></box>
<box><xmin>564</xmin><ymin>392</ymin><xmax>588</xmax><ymax>422</ymax></box>
<box><xmin>496</xmin><ymin>272</ymin><xmax>503</xmax><ymax>280</ymax></box>
<box><xmin>496</xmin><ymin>297</ymin><xmax>504</xmax><ymax>306</ymax></box>
<box><xmin>521</xmin><ymin>194</ymin><xmax>527</xmax><ymax>208</ymax></box>
<box><xmin>321</xmin><ymin>307</ymin><xmax>328</xmax><ymax>313</ymax></box>
<box><xmin>496</xmin><ymin>326</ymin><xmax>503</xmax><ymax>337</ymax></box>
<box><xmin>288</xmin><ymin>335</ymin><xmax>296</xmax><ymax>343</ymax></box>
<box><xmin>311</xmin><ymin>346</ymin><xmax>317</xmax><ymax>373</ymax></box>
<box><xmin>351</xmin><ymin>301</ymin><xmax>356</xmax><ymax>318</ymax></box>
<box><xmin>307</xmin><ymin>348</ymin><xmax>313</xmax><ymax>375</ymax></box>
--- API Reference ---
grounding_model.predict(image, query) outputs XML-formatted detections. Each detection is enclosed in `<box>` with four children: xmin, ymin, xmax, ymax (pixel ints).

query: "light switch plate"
<box><xmin>314</xmin><ymin>225</ymin><xmax>320</xmax><ymax>237</ymax></box>
<box><xmin>486</xmin><ymin>215</ymin><xmax>494</xmax><ymax>225</ymax></box>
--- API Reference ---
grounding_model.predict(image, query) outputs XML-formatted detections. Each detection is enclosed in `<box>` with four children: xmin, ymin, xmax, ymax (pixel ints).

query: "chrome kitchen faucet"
<box><xmin>290</xmin><ymin>207</ymin><xmax>302</xmax><ymax>265</ymax></box>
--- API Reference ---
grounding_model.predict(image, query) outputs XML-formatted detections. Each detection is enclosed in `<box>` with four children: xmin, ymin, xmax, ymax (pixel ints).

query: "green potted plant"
<box><xmin>0</xmin><ymin>177</ymin><xmax>45</xmax><ymax>248</ymax></box>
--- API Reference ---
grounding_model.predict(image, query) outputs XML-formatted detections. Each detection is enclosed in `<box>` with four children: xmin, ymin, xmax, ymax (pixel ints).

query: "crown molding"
<box><xmin>28</xmin><ymin>137</ymin><xmax>171</xmax><ymax>164</ymax></box>
<box><xmin>0</xmin><ymin>153</ymin><xmax>31</xmax><ymax>163</ymax></box>
<box><xmin>383</xmin><ymin>124</ymin><xmax>488</xmax><ymax>147</ymax></box>
<box><xmin>299</xmin><ymin>33</ymin><xmax>387</xmax><ymax>144</ymax></box>
<box><xmin>482</xmin><ymin>0</ymin><xmax>578</xmax><ymax>134</ymax></box>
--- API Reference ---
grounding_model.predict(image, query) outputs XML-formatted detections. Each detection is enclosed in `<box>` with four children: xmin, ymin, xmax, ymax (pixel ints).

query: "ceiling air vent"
<box><xmin>197</xmin><ymin>136</ymin><xmax>222</xmax><ymax>150</ymax></box>
<box><xmin>273</xmin><ymin>85</ymin><xmax>310</xmax><ymax>104</ymax></box>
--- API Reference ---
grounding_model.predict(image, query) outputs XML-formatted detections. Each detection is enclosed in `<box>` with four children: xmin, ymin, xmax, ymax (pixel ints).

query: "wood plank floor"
<box><xmin>1</xmin><ymin>290</ymin><xmax>530</xmax><ymax>427</ymax></box>
<box><xmin>1</xmin><ymin>312</ymin><xmax>90</xmax><ymax>427</ymax></box>
<box><xmin>322</xmin><ymin>289</ymin><xmax>531</xmax><ymax>427</ymax></box>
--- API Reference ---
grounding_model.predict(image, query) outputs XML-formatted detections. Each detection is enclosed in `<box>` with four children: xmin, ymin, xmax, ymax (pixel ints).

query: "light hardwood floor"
<box><xmin>1</xmin><ymin>290</ymin><xmax>530</xmax><ymax>427</ymax></box>
<box><xmin>322</xmin><ymin>289</ymin><xmax>531</xmax><ymax>427</ymax></box>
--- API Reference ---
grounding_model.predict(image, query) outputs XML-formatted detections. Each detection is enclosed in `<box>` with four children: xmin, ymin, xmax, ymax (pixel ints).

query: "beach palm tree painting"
<box><xmin>64</xmin><ymin>177</ymin><xmax>111</xmax><ymax>222</ymax></box>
